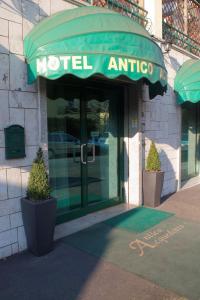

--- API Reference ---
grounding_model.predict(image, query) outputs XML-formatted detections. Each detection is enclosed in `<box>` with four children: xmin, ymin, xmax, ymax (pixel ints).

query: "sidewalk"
<box><xmin>0</xmin><ymin>241</ymin><xmax>181</xmax><ymax>300</ymax></box>
<box><xmin>1</xmin><ymin>186</ymin><xmax>200</xmax><ymax>300</ymax></box>
<box><xmin>159</xmin><ymin>184</ymin><xmax>200</xmax><ymax>222</ymax></box>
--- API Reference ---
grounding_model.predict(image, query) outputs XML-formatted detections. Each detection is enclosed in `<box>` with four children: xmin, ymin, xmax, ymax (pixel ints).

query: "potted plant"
<box><xmin>21</xmin><ymin>148</ymin><xmax>56</xmax><ymax>256</ymax></box>
<box><xmin>143</xmin><ymin>141</ymin><xmax>164</xmax><ymax>207</ymax></box>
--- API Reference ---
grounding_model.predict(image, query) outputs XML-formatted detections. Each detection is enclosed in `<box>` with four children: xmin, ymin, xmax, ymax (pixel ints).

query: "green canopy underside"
<box><xmin>24</xmin><ymin>7</ymin><xmax>167</xmax><ymax>97</ymax></box>
<box><xmin>175</xmin><ymin>59</ymin><xmax>200</xmax><ymax>104</ymax></box>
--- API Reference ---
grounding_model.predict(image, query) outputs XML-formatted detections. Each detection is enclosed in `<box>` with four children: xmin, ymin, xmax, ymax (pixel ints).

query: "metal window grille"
<box><xmin>163</xmin><ymin>0</ymin><xmax>200</xmax><ymax>56</ymax></box>
<box><xmin>92</xmin><ymin>0</ymin><xmax>148</xmax><ymax>27</ymax></box>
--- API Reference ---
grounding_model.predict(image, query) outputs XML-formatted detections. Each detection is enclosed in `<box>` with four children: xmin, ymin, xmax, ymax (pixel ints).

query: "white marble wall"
<box><xmin>0</xmin><ymin>0</ymin><xmax>76</xmax><ymax>259</ymax></box>
<box><xmin>142</xmin><ymin>48</ymin><xmax>191</xmax><ymax>196</ymax></box>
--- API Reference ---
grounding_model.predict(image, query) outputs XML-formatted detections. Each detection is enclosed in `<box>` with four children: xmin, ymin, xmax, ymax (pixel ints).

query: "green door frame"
<box><xmin>47</xmin><ymin>77</ymin><xmax>125</xmax><ymax>225</ymax></box>
<box><xmin>181</xmin><ymin>102</ymin><xmax>200</xmax><ymax>182</ymax></box>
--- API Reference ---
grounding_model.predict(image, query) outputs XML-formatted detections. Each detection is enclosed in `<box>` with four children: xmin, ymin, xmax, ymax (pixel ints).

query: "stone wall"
<box><xmin>0</xmin><ymin>0</ymin><xmax>76</xmax><ymax>259</ymax></box>
<box><xmin>142</xmin><ymin>48</ymin><xmax>192</xmax><ymax>196</ymax></box>
<box><xmin>0</xmin><ymin>0</ymin><xmax>197</xmax><ymax>260</ymax></box>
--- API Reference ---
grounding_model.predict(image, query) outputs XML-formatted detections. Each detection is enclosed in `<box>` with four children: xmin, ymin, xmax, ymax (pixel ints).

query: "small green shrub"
<box><xmin>27</xmin><ymin>148</ymin><xmax>50</xmax><ymax>201</ymax></box>
<box><xmin>146</xmin><ymin>141</ymin><xmax>161</xmax><ymax>171</ymax></box>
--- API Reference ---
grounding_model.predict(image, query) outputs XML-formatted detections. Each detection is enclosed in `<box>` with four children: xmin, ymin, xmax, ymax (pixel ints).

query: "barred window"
<box><xmin>163</xmin><ymin>0</ymin><xmax>200</xmax><ymax>56</ymax></box>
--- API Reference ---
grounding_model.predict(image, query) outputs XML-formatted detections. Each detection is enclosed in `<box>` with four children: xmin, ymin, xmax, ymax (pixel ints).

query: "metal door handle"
<box><xmin>87</xmin><ymin>144</ymin><xmax>95</xmax><ymax>163</ymax></box>
<box><xmin>81</xmin><ymin>144</ymin><xmax>87</xmax><ymax>164</ymax></box>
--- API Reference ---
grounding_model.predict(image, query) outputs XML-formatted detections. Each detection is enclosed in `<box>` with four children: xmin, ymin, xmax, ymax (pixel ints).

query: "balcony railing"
<box><xmin>163</xmin><ymin>22</ymin><xmax>200</xmax><ymax>56</ymax></box>
<box><xmin>163</xmin><ymin>0</ymin><xmax>200</xmax><ymax>56</ymax></box>
<box><xmin>88</xmin><ymin>0</ymin><xmax>148</xmax><ymax>27</ymax></box>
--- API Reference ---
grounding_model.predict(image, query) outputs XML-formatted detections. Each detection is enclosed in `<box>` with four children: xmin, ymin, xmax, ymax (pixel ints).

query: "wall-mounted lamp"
<box><xmin>161</xmin><ymin>41</ymin><xmax>172</xmax><ymax>54</ymax></box>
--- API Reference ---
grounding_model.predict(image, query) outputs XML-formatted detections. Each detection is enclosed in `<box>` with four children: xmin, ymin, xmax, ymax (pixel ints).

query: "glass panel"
<box><xmin>47</xmin><ymin>79</ymin><xmax>123</xmax><ymax>218</ymax></box>
<box><xmin>196</xmin><ymin>107</ymin><xmax>200</xmax><ymax>175</ymax></box>
<box><xmin>181</xmin><ymin>104</ymin><xmax>198</xmax><ymax>181</ymax></box>
<box><xmin>47</xmin><ymin>85</ymin><xmax>82</xmax><ymax>212</ymax></box>
<box><xmin>86</xmin><ymin>88</ymin><xmax>120</xmax><ymax>205</ymax></box>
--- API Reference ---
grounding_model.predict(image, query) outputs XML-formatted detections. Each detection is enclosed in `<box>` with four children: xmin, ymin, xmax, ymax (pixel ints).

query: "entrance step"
<box><xmin>54</xmin><ymin>204</ymin><xmax>135</xmax><ymax>240</ymax></box>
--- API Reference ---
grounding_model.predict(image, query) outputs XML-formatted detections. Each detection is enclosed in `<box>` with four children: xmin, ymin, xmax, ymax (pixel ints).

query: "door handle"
<box><xmin>81</xmin><ymin>144</ymin><xmax>87</xmax><ymax>164</ymax></box>
<box><xmin>87</xmin><ymin>144</ymin><xmax>95</xmax><ymax>163</ymax></box>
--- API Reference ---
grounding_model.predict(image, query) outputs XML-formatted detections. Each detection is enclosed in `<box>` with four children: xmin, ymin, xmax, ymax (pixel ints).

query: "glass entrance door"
<box><xmin>47</xmin><ymin>85</ymin><xmax>82</xmax><ymax>211</ymax></box>
<box><xmin>85</xmin><ymin>87</ymin><xmax>120</xmax><ymax>206</ymax></box>
<box><xmin>181</xmin><ymin>102</ymin><xmax>200</xmax><ymax>182</ymax></box>
<box><xmin>47</xmin><ymin>79</ymin><xmax>123</xmax><ymax>220</ymax></box>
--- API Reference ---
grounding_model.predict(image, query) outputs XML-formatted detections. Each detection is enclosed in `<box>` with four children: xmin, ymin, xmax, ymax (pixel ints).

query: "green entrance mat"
<box><xmin>104</xmin><ymin>207</ymin><xmax>174</xmax><ymax>233</ymax></box>
<box><xmin>63</xmin><ymin>215</ymin><xmax>200</xmax><ymax>300</ymax></box>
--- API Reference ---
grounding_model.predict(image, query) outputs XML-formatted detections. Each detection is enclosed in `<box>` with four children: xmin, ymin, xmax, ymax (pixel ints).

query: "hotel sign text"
<box><xmin>36</xmin><ymin>55</ymin><xmax>155</xmax><ymax>76</ymax></box>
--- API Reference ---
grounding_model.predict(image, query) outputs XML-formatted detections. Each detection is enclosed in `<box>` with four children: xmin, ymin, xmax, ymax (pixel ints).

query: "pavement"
<box><xmin>1</xmin><ymin>185</ymin><xmax>200</xmax><ymax>300</ymax></box>
<box><xmin>159</xmin><ymin>184</ymin><xmax>200</xmax><ymax>223</ymax></box>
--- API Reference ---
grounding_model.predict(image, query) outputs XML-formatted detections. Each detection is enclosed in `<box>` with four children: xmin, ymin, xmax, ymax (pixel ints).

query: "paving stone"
<box><xmin>50</xmin><ymin>0</ymin><xmax>76</xmax><ymax>14</ymax></box>
<box><xmin>0</xmin><ymin>131</ymin><xmax>5</xmax><ymax>148</ymax></box>
<box><xmin>10</xmin><ymin>54</ymin><xmax>36</xmax><ymax>92</ymax></box>
<box><xmin>9</xmin><ymin>108</ymin><xmax>25</xmax><ymax>127</ymax></box>
<box><xmin>0</xmin><ymin>245</ymin><xmax>11</xmax><ymax>259</ymax></box>
<box><xmin>21</xmin><ymin>169</ymin><xmax>29</xmax><ymax>197</ymax></box>
<box><xmin>39</xmin><ymin>0</ymin><xmax>50</xmax><ymax>16</ymax></box>
<box><xmin>0</xmin><ymin>228</ymin><xmax>17</xmax><ymax>248</ymax></box>
<box><xmin>18</xmin><ymin>226</ymin><xmax>27</xmax><ymax>251</ymax></box>
<box><xmin>0</xmin><ymin>198</ymin><xmax>21</xmax><ymax>217</ymax></box>
<box><xmin>11</xmin><ymin>242</ymin><xmax>19</xmax><ymax>255</ymax></box>
<box><xmin>0</xmin><ymin>0</ymin><xmax>22</xmax><ymax>23</ymax></box>
<box><xmin>22</xmin><ymin>0</ymin><xmax>40</xmax><ymax>38</ymax></box>
<box><xmin>0</xmin><ymin>146</ymin><xmax>38</xmax><ymax>170</ymax></box>
<box><xmin>0</xmin><ymin>54</ymin><xmax>9</xmax><ymax>90</ymax></box>
<box><xmin>7</xmin><ymin>168</ymin><xmax>22</xmax><ymax>199</ymax></box>
<box><xmin>0</xmin><ymin>215</ymin><xmax>10</xmax><ymax>233</ymax></box>
<box><xmin>25</xmin><ymin>109</ymin><xmax>39</xmax><ymax>146</ymax></box>
<box><xmin>0</xmin><ymin>18</ymin><xmax>8</xmax><ymax>36</ymax></box>
<box><xmin>0</xmin><ymin>90</ymin><xmax>9</xmax><ymax>130</ymax></box>
<box><xmin>0</xmin><ymin>169</ymin><xmax>7</xmax><ymax>200</ymax></box>
<box><xmin>10</xmin><ymin>212</ymin><xmax>23</xmax><ymax>228</ymax></box>
<box><xmin>0</xmin><ymin>36</ymin><xmax>9</xmax><ymax>54</ymax></box>
<box><xmin>9</xmin><ymin>22</ymin><xmax>23</xmax><ymax>55</ymax></box>
<box><xmin>9</xmin><ymin>91</ymin><xmax>38</xmax><ymax>109</ymax></box>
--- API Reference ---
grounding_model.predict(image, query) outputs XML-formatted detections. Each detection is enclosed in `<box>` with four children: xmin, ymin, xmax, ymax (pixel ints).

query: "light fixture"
<box><xmin>161</xmin><ymin>40</ymin><xmax>172</xmax><ymax>54</ymax></box>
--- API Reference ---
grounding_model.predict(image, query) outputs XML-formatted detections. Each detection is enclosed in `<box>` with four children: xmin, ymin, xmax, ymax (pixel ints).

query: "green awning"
<box><xmin>175</xmin><ymin>59</ymin><xmax>200</xmax><ymax>104</ymax></box>
<box><xmin>24</xmin><ymin>6</ymin><xmax>167</xmax><ymax>97</ymax></box>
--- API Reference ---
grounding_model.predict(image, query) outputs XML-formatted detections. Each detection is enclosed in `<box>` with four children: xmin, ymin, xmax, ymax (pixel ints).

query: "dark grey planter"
<box><xmin>143</xmin><ymin>170</ymin><xmax>164</xmax><ymax>207</ymax></box>
<box><xmin>21</xmin><ymin>197</ymin><xmax>56</xmax><ymax>256</ymax></box>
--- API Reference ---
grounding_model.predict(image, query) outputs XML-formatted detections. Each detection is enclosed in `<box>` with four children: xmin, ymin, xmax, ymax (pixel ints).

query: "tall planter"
<box><xmin>21</xmin><ymin>148</ymin><xmax>56</xmax><ymax>256</ymax></box>
<box><xmin>143</xmin><ymin>141</ymin><xmax>164</xmax><ymax>207</ymax></box>
<box><xmin>21</xmin><ymin>197</ymin><xmax>56</xmax><ymax>256</ymax></box>
<box><xmin>143</xmin><ymin>171</ymin><xmax>164</xmax><ymax>207</ymax></box>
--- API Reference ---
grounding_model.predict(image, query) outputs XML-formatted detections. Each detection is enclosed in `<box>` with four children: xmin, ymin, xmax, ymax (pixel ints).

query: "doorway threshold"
<box><xmin>54</xmin><ymin>204</ymin><xmax>135</xmax><ymax>240</ymax></box>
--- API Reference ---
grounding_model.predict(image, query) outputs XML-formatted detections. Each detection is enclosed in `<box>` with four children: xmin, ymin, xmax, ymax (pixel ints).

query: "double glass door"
<box><xmin>47</xmin><ymin>79</ymin><xmax>123</xmax><ymax>218</ymax></box>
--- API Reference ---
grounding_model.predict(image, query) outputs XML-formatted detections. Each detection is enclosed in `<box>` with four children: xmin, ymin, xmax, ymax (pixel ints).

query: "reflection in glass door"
<box><xmin>181</xmin><ymin>103</ymin><xmax>200</xmax><ymax>182</ymax></box>
<box><xmin>86</xmin><ymin>88</ymin><xmax>120</xmax><ymax>206</ymax></box>
<box><xmin>47</xmin><ymin>86</ymin><xmax>82</xmax><ymax>211</ymax></box>
<box><xmin>47</xmin><ymin>79</ymin><xmax>123</xmax><ymax>219</ymax></box>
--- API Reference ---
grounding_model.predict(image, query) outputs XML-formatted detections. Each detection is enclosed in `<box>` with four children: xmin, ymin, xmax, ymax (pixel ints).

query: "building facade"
<box><xmin>0</xmin><ymin>0</ymin><xmax>199</xmax><ymax>259</ymax></box>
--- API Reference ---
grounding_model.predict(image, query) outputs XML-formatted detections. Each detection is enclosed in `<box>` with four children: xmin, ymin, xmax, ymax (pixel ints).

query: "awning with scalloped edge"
<box><xmin>175</xmin><ymin>59</ymin><xmax>200</xmax><ymax>104</ymax></box>
<box><xmin>24</xmin><ymin>6</ymin><xmax>167</xmax><ymax>98</ymax></box>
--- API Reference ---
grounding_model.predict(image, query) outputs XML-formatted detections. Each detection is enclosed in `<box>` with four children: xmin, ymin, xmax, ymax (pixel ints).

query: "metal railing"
<box><xmin>86</xmin><ymin>0</ymin><xmax>148</xmax><ymax>27</ymax></box>
<box><xmin>163</xmin><ymin>22</ymin><xmax>200</xmax><ymax>56</ymax></box>
<box><xmin>163</xmin><ymin>0</ymin><xmax>200</xmax><ymax>56</ymax></box>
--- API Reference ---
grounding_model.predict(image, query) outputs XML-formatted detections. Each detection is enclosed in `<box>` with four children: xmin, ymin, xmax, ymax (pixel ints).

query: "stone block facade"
<box><xmin>0</xmin><ymin>0</ymin><xmax>198</xmax><ymax>259</ymax></box>
<box><xmin>0</xmin><ymin>0</ymin><xmax>76</xmax><ymax>259</ymax></box>
<box><xmin>142</xmin><ymin>48</ymin><xmax>192</xmax><ymax>196</ymax></box>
